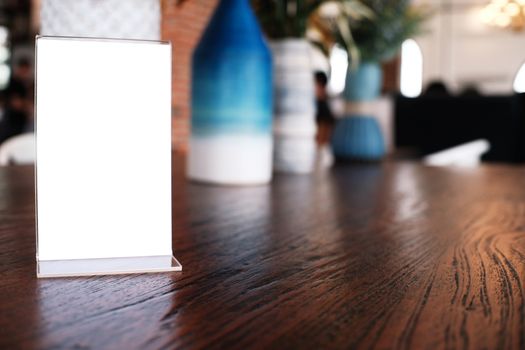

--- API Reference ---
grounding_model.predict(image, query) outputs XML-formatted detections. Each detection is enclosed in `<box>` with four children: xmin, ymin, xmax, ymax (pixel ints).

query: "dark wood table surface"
<box><xmin>1</xmin><ymin>159</ymin><xmax>525</xmax><ymax>349</ymax></box>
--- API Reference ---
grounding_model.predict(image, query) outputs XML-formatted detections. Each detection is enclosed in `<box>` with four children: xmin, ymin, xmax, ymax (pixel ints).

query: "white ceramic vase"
<box><xmin>270</xmin><ymin>39</ymin><xmax>317</xmax><ymax>173</ymax></box>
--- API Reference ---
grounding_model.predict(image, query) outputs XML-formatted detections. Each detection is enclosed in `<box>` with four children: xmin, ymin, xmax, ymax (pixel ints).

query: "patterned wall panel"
<box><xmin>40</xmin><ymin>0</ymin><xmax>160</xmax><ymax>40</ymax></box>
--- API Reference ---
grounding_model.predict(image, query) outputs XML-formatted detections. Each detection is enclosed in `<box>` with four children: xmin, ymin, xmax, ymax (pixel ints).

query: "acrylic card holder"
<box><xmin>35</xmin><ymin>36</ymin><xmax>181</xmax><ymax>277</ymax></box>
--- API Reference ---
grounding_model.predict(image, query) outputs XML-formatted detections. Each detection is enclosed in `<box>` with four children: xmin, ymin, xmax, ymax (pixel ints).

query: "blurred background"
<box><xmin>1</xmin><ymin>0</ymin><xmax>525</xmax><ymax>164</ymax></box>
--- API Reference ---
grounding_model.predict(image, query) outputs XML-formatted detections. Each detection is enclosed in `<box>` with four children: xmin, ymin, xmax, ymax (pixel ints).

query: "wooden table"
<box><xmin>1</xmin><ymin>160</ymin><xmax>524</xmax><ymax>349</ymax></box>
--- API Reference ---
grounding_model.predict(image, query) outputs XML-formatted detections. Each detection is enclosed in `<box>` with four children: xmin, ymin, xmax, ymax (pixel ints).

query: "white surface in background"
<box><xmin>328</xmin><ymin>45</ymin><xmax>348</xmax><ymax>95</ymax></box>
<box><xmin>0</xmin><ymin>25</ymin><xmax>9</xmax><ymax>89</ymax></box>
<box><xmin>413</xmin><ymin>1</ymin><xmax>525</xmax><ymax>94</ymax></box>
<box><xmin>513</xmin><ymin>62</ymin><xmax>525</xmax><ymax>93</ymax></box>
<box><xmin>400</xmin><ymin>39</ymin><xmax>423</xmax><ymax>98</ymax></box>
<box><xmin>36</xmin><ymin>37</ymin><xmax>172</xmax><ymax>261</ymax></box>
<box><xmin>40</xmin><ymin>0</ymin><xmax>160</xmax><ymax>40</ymax></box>
<box><xmin>423</xmin><ymin>139</ymin><xmax>490</xmax><ymax>167</ymax></box>
<box><xmin>0</xmin><ymin>133</ymin><xmax>35</xmax><ymax>165</ymax></box>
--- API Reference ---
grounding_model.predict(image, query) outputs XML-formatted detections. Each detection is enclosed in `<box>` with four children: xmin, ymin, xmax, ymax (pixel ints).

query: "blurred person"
<box><xmin>315</xmin><ymin>71</ymin><xmax>335</xmax><ymax>145</ymax></box>
<box><xmin>0</xmin><ymin>58</ymin><xmax>32</xmax><ymax>144</ymax></box>
<box><xmin>423</xmin><ymin>80</ymin><xmax>450</xmax><ymax>97</ymax></box>
<box><xmin>459</xmin><ymin>84</ymin><xmax>481</xmax><ymax>97</ymax></box>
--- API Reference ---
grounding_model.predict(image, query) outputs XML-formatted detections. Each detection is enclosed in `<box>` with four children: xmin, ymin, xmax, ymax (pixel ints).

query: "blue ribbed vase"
<box><xmin>331</xmin><ymin>115</ymin><xmax>385</xmax><ymax>161</ymax></box>
<box><xmin>187</xmin><ymin>0</ymin><xmax>273</xmax><ymax>185</ymax></box>
<box><xmin>331</xmin><ymin>62</ymin><xmax>386</xmax><ymax>161</ymax></box>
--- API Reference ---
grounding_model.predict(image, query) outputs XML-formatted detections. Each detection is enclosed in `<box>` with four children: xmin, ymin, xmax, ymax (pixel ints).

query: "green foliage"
<box><xmin>309</xmin><ymin>1</ymin><xmax>373</xmax><ymax>65</ymax></box>
<box><xmin>251</xmin><ymin>0</ymin><xmax>327</xmax><ymax>38</ymax></box>
<box><xmin>343</xmin><ymin>0</ymin><xmax>428</xmax><ymax>63</ymax></box>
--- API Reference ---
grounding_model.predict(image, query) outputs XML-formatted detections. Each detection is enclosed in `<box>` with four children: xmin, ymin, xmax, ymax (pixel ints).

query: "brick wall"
<box><xmin>161</xmin><ymin>0</ymin><xmax>219</xmax><ymax>153</ymax></box>
<box><xmin>382</xmin><ymin>57</ymin><xmax>400</xmax><ymax>94</ymax></box>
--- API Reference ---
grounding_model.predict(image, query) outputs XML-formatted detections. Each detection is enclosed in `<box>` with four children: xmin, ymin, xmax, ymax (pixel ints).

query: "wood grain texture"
<box><xmin>0</xmin><ymin>159</ymin><xmax>524</xmax><ymax>349</ymax></box>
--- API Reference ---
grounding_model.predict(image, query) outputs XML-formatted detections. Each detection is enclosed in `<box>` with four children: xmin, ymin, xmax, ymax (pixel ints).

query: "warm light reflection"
<box><xmin>481</xmin><ymin>0</ymin><xmax>525</xmax><ymax>31</ymax></box>
<box><xmin>392</xmin><ymin>166</ymin><xmax>426</xmax><ymax>224</ymax></box>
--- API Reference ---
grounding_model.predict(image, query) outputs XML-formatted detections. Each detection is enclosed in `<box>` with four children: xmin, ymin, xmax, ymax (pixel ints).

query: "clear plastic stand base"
<box><xmin>37</xmin><ymin>255</ymin><xmax>182</xmax><ymax>278</ymax></box>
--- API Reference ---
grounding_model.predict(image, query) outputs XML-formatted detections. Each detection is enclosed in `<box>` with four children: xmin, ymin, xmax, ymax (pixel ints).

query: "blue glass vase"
<box><xmin>187</xmin><ymin>0</ymin><xmax>273</xmax><ymax>185</ymax></box>
<box><xmin>343</xmin><ymin>62</ymin><xmax>383</xmax><ymax>102</ymax></box>
<box><xmin>331</xmin><ymin>62</ymin><xmax>386</xmax><ymax>162</ymax></box>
